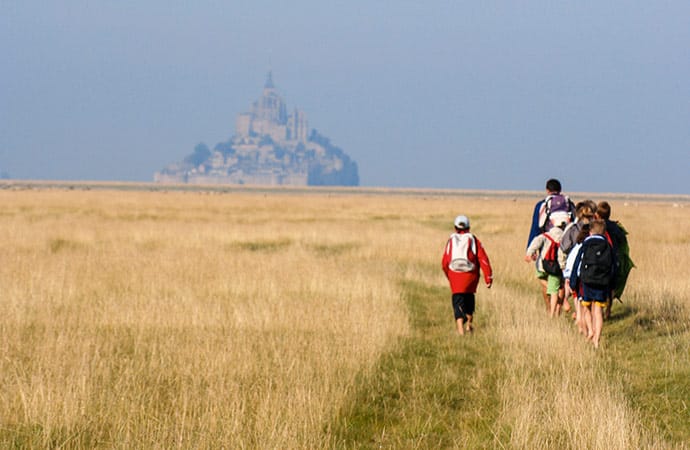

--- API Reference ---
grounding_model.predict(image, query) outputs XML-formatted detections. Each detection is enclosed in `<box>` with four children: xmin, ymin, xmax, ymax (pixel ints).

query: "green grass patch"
<box><xmin>605</xmin><ymin>301</ymin><xmax>690</xmax><ymax>445</ymax></box>
<box><xmin>309</xmin><ymin>242</ymin><xmax>361</xmax><ymax>257</ymax></box>
<box><xmin>331</xmin><ymin>280</ymin><xmax>508</xmax><ymax>448</ymax></box>
<box><xmin>230</xmin><ymin>238</ymin><xmax>292</xmax><ymax>252</ymax></box>
<box><xmin>48</xmin><ymin>238</ymin><xmax>87</xmax><ymax>254</ymax></box>
<box><xmin>369</xmin><ymin>214</ymin><xmax>402</xmax><ymax>222</ymax></box>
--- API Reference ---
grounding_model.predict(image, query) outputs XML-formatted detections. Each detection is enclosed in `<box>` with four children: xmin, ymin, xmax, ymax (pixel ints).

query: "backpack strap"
<box><xmin>544</xmin><ymin>195</ymin><xmax>553</xmax><ymax>216</ymax></box>
<box><xmin>566</xmin><ymin>196</ymin><xmax>576</xmax><ymax>220</ymax></box>
<box><xmin>543</xmin><ymin>232</ymin><xmax>557</xmax><ymax>246</ymax></box>
<box><xmin>584</xmin><ymin>234</ymin><xmax>606</xmax><ymax>244</ymax></box>
<box><xmin>468</xmin><ymin>233</ymin><xmax>477</xmax><ymax>256</ymax></box>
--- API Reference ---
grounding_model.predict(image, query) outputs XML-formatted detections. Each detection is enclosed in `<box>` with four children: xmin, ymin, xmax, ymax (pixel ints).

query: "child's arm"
<box><xmin>476</xmin><ymin>238</ymin><xmax>493</xmax><ymax>288</ymax></box>
<box><xmin>524</xmin><ymin>235</ymin><xmax>544</xmax><ymax>262</ymax></box>
<box><xmin>441</xmin><ymin>238</ymin><xmax>451</xmax><ymax>278</ymax></box>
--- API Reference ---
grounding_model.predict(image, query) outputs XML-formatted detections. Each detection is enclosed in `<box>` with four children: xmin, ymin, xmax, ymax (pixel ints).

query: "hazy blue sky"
<box><xmin>2</xmin><ymin>1</ymin><xmax>689</xmax><ymax>194</ymax></box>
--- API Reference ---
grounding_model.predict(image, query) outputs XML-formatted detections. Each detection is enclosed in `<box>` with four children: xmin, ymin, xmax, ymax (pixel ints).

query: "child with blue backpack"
<box><xmin>569</xmin><ymin>219</ymin><xmax>617</xmax><ymax>348</ymax></box>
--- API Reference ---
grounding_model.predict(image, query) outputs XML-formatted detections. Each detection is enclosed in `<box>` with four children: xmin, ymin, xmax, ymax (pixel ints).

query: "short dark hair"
<box><xmin>545</xmin><ymin>178</ymin><xmax>562</xmax><ymax>193</ymax></box>
<box><xmin>596</xmin><ymin>201</ymin><xmax>611</xmax><ymax>220</ymax></box>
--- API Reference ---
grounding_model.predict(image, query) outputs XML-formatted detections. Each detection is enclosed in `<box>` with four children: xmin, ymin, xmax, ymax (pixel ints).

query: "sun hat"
<box><xmin>454</xmin><ymin>215</ymin><xmax>470</xmax><ymax>230</ymax></box>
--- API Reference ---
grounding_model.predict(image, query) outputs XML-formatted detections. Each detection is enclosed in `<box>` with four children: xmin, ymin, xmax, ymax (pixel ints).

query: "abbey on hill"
<box><xmin>155</xmin><ymin>73</ymin><xmax>359</xmax><ymax>186</ymax></box>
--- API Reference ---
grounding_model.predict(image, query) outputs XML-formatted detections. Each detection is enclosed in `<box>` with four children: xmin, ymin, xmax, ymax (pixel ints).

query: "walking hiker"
<box><xmin>560</xmin><ymin>200</ymin><xmax>597</xmax><ymax>260</ymax></box>
<box><xmin>526</xmin><ymin>179</ymin><xmax>576</xmax><ymax>247</ymax></box>
<box><xmin>569</xmin><ymin>219</ymin><xmax>616</xmax><ymax>348</ymax></box>
<box><xmin>526</xmin><ymin>179</ymin><xmax>576</xmax><ymax>310</ymax></box>
<box><xmin>442</xmin><ymin>215</ymin><xmax>493</xmax><ymax>335</ymax></box>
<box><xmin>563</xmin><ymin>223</ymin><xmax>590</xmax><ymax>335</ymax></box>
<box><xmin>559</xmin><ymin>200</ymin><xmax>597</xmax><ymax>317</ymax></box>
<box><xmin>525</xmin><ymin>222</ymin><xmax>567</xmax><ymax>318</ymax></box>
<box><xmin>595</xmin><ymin>201</ymin><xmax>634</xmax><ymax>319</ymax></box>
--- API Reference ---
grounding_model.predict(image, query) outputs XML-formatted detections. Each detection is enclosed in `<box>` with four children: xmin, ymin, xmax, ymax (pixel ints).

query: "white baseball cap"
<box><xmin>454</xmin><ymin>215</ymin><xmax>470</xmax><ymax>229</ymax></box>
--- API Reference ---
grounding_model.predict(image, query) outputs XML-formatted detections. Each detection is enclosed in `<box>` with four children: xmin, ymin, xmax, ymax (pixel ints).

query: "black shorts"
<box><xmin>452</xmin><ymin>293</ymin><xmax>475</xmax><ymax>321</ymax></box>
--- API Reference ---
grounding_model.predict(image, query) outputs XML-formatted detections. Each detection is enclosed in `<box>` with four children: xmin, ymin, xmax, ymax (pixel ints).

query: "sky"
<box><xmin>2</xmin><ymin>1</ymin><xmax>689</xmax><ymax>194</ymax></box>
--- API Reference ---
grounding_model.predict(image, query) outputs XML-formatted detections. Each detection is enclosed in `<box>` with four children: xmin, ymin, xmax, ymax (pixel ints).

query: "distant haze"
<box><xmin>2</xmin><ymin>2</ymin><xmax>689</xmax><ymax>194</ymax></box>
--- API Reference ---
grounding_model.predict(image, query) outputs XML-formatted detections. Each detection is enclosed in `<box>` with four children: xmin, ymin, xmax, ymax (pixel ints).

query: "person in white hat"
<box><xmin>441</xmin><ymin>215</ymin><xmax>493</xmax><ymax>335</ymax></box>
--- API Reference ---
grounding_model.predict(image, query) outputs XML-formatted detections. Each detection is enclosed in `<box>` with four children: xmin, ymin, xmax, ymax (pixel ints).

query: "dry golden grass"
<box><xmin>0</xmin><ymin>187</ymin><xmax>687</xmax><ymax>448</ymax></box>
<box><xmin>478</xmin><ymin>197</ymin><xmax>688</xmax><ymax>449</ymax></box>
<box><xmin>1</xmin><ymin>189</ymin><xmax>411</xmax><ymax>448</ymax></box>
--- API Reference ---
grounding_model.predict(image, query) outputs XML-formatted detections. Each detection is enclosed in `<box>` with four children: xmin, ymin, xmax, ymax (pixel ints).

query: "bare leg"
<box><xmin>575</xmin><ymin>298</ymin><xmax>586</xmax><ymax>335</ymax></box>
<box><xmin>561</xmin><ymin>287</ymin><xmax>571</xmax><ymax>313</ymax></box>
<box><xmin>465</xmin><ymin>314</ymin><xmax>474</xmax><ymax>333</ymax></box>
<box><xmin>556</xmin><ymin>287</ymin><xmax>565</xmax><ymax>316</ymax></box>
<box><xmin>540</xmin><ymin>279</ymin><xmax>549</xmax><ymax>312</ymax></box>
<box><xmin>604</xmin><ymin>296</ymin><xmax>612</xmax><ymax>320</ymax></box>
<box><xmin>456</xmin><ymin>318</ymin><xmax>465</xmax><ymax>335</ymax></box>
<box><xmin>549</xmin><ymin>292</ymin><xmax>560</xmax><ymax>318</ymax></box>
<box><xmin>582</xmin><ymin>305</ymin><xmax>594</xmax><ymax>341</ymax></box>
<box><xmin>564</xmin><ymin>282</ymin><xmax>575</xmax><ymax>319</ymax></box>
<box><xmin>592</xmin><ymin>304</ymin><xmax>604</xmax><ymax>348</ymax></box>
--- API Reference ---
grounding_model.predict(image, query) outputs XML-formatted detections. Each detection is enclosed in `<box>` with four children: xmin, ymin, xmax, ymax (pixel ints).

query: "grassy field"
<box><xmin>0</xmin><ymin>186</ymin><xmax>688</xmax><ymax>448</ymax></box>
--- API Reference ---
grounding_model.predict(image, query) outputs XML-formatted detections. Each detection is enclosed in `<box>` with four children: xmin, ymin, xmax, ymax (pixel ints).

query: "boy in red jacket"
<box><xmin>442</xmin><ymin>215</ymin><xmax>493</xmax><ymax>335</ymax></box>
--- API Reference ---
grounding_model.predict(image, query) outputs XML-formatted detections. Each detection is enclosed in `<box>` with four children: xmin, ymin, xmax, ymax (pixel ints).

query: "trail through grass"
<box><xmin>333</xmin><ymin>277</ymin><xmax>688</xmax><ymax>449</ymax></box>
<box><xmin>332</xmin><ymin>280</ymin><xmax>507</xmax><ymax>448</ymax></box>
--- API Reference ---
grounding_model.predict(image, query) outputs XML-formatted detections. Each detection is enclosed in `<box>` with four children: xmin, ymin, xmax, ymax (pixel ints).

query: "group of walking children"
<box><xmin>439</xmin><ymin>178</ymin><xmax>633</xmax><ymax>345</ymax></box>
<box><xmin>524</xmin><ymin>179</ymin><xmax>634</xmax><ymax>348</ymax></box>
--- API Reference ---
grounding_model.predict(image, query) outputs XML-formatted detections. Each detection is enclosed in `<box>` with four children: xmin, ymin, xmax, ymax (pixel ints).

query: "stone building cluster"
<box><xmin>155</xmin><ymin>73</ymin><xmax>358</xmax><ymax>186</ymax></box>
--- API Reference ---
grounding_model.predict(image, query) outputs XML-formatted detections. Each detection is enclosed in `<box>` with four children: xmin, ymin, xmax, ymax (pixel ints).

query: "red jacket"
<box><xmin>442</xmin><ymin>231</ymin><xmax>493</xmax><ymax>294</ymax></box>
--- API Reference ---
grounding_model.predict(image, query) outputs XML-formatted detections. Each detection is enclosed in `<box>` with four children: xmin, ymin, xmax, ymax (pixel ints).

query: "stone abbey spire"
<box><xmin>264</xmin><ymin>70</ymin><xmax>275</xmax><ymax>89</ymax></box>
<box><xmin>236</xmin><ymin>72</ymin><xmax>306</xmax><ymax>143</ymax></box>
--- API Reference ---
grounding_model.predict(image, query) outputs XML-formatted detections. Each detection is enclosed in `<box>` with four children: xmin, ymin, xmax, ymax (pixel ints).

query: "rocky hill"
<box><xmin>155</xmin><ymin>73</ymin><xmax>359</xmax><ymax>186</ymax></box>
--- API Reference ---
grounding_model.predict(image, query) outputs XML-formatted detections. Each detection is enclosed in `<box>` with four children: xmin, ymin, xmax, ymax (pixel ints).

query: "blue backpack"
<box><xmin>580</xmin><ymin>236</ymin><xmax>613</xmax><ymax>287</ymax></box>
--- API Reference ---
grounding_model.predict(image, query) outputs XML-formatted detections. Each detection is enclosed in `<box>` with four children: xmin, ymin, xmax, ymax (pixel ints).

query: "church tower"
<box><xmin>252</xmin><ymin>72</ymin><xmax>287</xmax><ymax>128</ymax></box>
<box><xmin>235</xmin><ymin>73</ymin><xmax>308</xmax><ymax>143</ymax></box>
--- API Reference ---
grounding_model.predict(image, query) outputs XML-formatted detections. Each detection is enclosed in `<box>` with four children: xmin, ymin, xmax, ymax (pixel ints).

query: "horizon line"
<box><xmin>1</xmin><ymin>179</ymin><xmax>688</xmax><ymax>203</ymax></box>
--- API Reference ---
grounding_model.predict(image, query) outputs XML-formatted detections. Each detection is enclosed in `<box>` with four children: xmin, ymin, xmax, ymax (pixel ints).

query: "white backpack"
<box><xmin>448</xmin><ymin>233</ymin><xmax>477</xmax><ymax>272</ymax></box>
<box><xmin>539</xmin><ymin>194</ymin><xmax>574</xmax><ymax>231</ymax></box>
